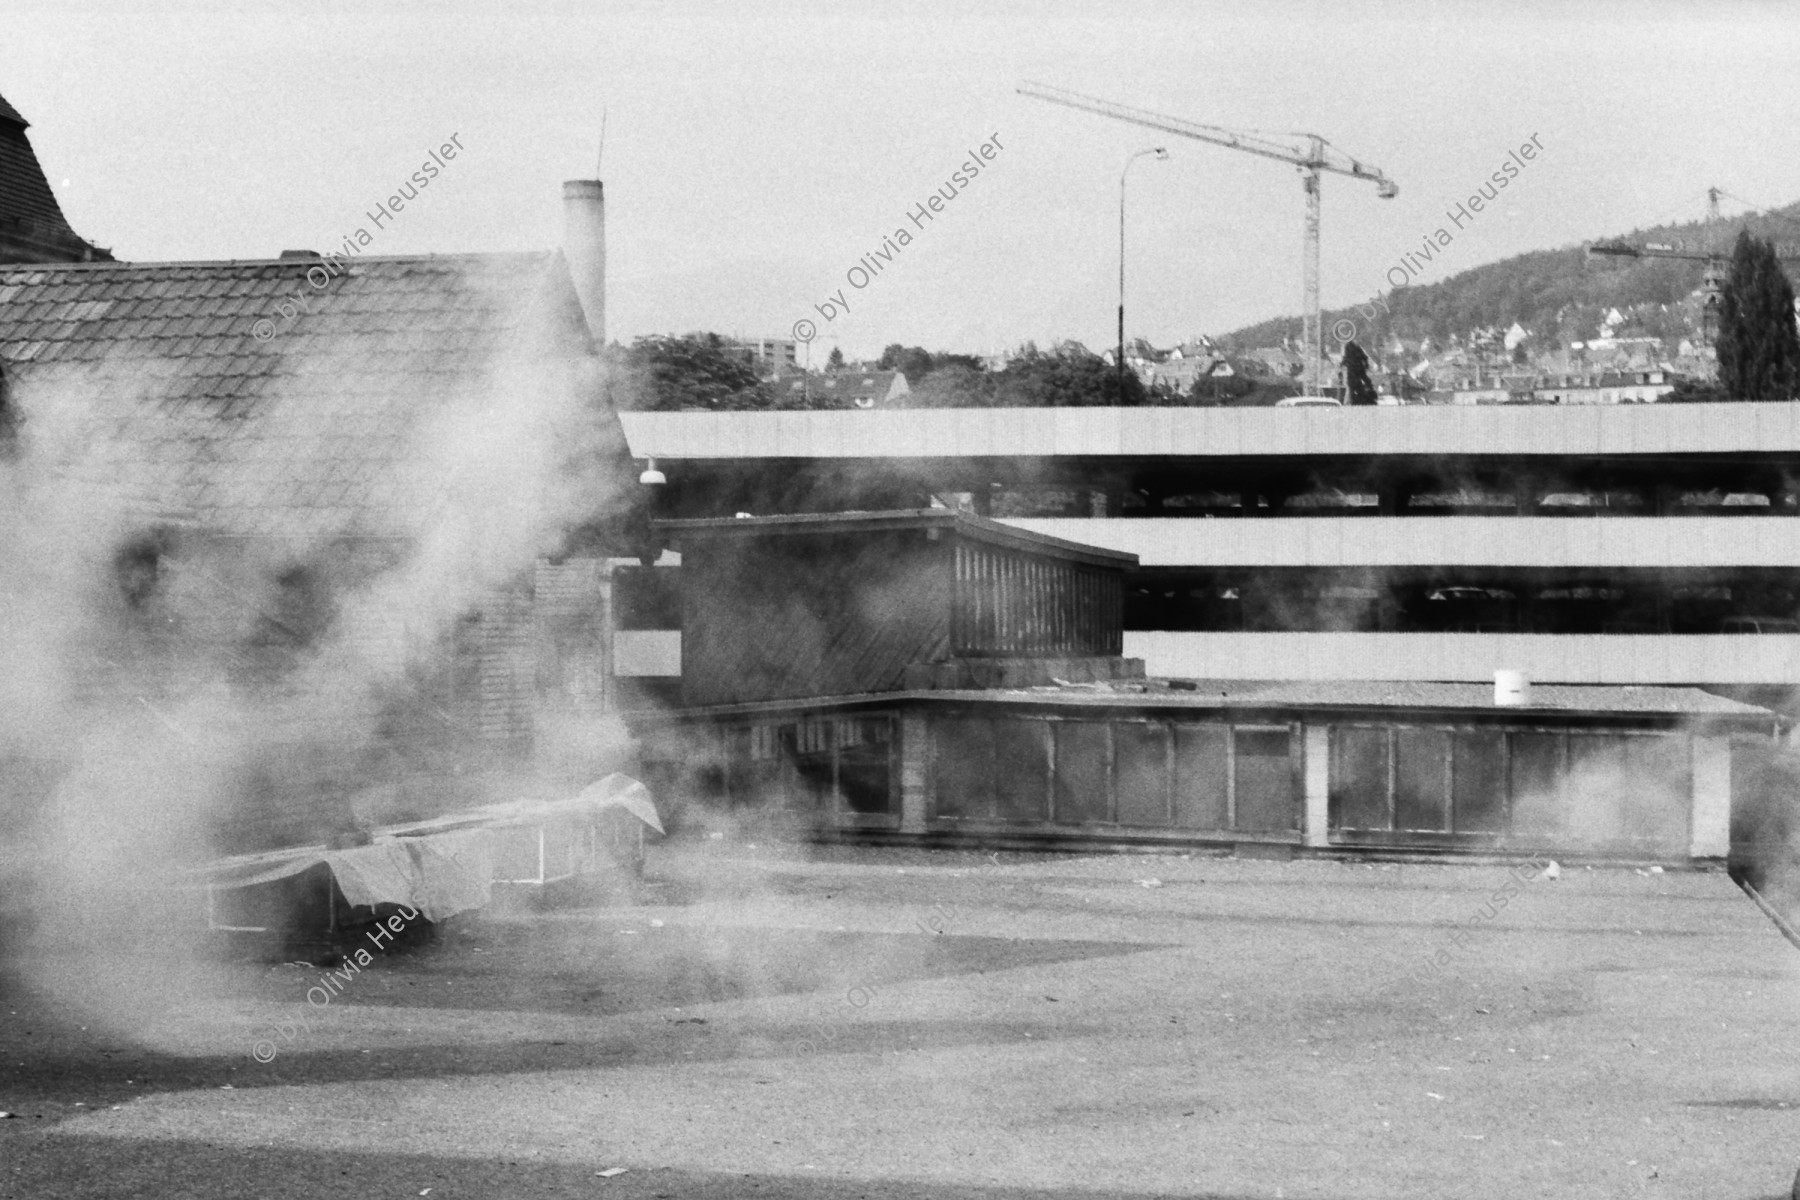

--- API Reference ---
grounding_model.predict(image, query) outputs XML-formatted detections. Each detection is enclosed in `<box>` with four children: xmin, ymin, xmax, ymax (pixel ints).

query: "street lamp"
<box><xmin>1119</xmin><ymin>146</ymin><xmax>1169</xmax><ymax>401</ymax></box>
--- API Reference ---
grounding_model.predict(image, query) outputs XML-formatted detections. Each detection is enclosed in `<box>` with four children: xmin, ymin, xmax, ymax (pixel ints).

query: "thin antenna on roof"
<box><xmin>596</xmin><ymin>108</ymin><xmax>607</xmax><ymax>177</ymax></box>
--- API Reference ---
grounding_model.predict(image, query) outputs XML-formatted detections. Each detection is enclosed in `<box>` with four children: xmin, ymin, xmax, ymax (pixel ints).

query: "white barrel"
<box><xmin>1494</xmin><ymin>670</ymin><xmax>1531</xmax><ymax>707</ymax></box>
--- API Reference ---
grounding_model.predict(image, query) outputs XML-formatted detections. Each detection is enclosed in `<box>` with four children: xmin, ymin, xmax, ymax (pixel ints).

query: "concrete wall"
<box><xmin>620</xmin><ymin>401</ymin><xmax>1800</xmax><ymax>461</ymax></box>
<box><xmin>1003</xmin><ymin>517</ymin><xmax>1800</xmax><ymax>569</ymax></box>
<box><xmin>1125</xmin><ymin>631</ymin><xmax>1800</xmax><ymax>685</ymax></box>
<box><xmin>1691</xmin><ymin>735</ymin><xmax>1733</xmax><ymax>859</ymax></box>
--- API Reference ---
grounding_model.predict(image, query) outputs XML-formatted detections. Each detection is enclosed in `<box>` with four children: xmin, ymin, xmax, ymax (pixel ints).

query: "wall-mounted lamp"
<box><xmin>639</xmin><ymin>457</ymin><xmax>666</xmax><ymax>486</ymax></box>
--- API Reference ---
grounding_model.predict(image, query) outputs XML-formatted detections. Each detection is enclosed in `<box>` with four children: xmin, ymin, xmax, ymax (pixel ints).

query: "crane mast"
<box><xmin>1018</xmin><ymin>81</ymin><xmax>1398</xmax><ymax>395</ymax></box>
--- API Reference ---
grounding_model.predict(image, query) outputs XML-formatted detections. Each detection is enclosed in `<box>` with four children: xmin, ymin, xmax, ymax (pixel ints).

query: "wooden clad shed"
<box><xmin>655</xmin><ymin>510</ymin><xmax>1139</xmax><ymax>707</ymax></box>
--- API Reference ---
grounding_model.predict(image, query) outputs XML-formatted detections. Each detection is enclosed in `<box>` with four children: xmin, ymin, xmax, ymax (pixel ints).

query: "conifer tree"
<box><xmin>1717</xmin><ymin>230</ymin><xmax>1800</xmax><ymax>400</ymax></box>
<box><xmin>1342</xmin><ymin>340</ymin><xmax>1378</xmax><ymax>405</ymax></box>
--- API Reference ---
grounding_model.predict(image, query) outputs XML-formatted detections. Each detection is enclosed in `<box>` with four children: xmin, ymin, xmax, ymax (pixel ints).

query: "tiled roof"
<box><xmin>0</xmin><ymin>253</ymin><xmax>604</xmax><ymax>540</ymax></box>
<box><xmin>0</xmin><ymin>93</ymin><xmax>24</xmax><ymax>128</ymax></box>
<box><xmin>794</xmin><ymin>370</ymin><xmax>903</xmax><ymax>402</ymax></box>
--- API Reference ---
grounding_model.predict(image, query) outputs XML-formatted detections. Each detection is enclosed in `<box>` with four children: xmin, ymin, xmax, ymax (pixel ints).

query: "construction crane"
<box><xmin>1018</xmin><ymin>80</ymin><xmax>1398</xmax><ymax>395</ymax></box>
<box><xmin>1586</xmin><ymin>237</ymin><xmax>1800</xmax><ymax>345</ymax></box>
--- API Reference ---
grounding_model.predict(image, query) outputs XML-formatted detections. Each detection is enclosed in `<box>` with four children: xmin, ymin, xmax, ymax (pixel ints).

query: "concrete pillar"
<box><xmin>1690</xmin><ymin>735</ymin><xmax>1732</xmax><ymax>860</ymax></box>
<box><xmin>1513</xmin><ymin>477</ymin><xmax>1537</xmax><ymax>516</ymax></box>
<box><xmin>899</xmin><ymin>710</ymin><xmax>930</xmax><ymax>834</ymax></box>
<box><xmin>1303</xmin><ymin>724</ymin><xmax>1330</xmax><ymax>848</ymax></box>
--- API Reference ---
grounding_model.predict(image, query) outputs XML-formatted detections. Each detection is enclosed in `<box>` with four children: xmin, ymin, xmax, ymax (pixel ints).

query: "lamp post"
<box><xmin>1119</xmin><ymin>146</ymin><xmax>1169</xmax><ymax>400</ymax></box>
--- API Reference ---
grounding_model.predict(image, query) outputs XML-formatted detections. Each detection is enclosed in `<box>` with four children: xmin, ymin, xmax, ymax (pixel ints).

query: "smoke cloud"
<box><xmin>0</xmin><ymin>259</ymin><xmax>640</xmax><ymax>1043</ymax></box>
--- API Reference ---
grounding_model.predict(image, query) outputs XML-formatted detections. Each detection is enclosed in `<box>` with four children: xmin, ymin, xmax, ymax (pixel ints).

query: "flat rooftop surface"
<box><xmin>658</xmin><ymin>675</ymin><xmax>1778</xmax><ymax>723</ymax></box>
<box><xmin>3</xmin><ymin>839</ymin><xmax>1798</xmax><ymax>1198</ymax></box>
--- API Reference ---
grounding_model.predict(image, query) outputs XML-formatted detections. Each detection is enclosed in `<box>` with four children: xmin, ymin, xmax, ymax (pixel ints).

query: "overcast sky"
<box><xmin>7</xmin><ymin>0</ymin><xmax>1798</xmax><ymax>361</ymax></box>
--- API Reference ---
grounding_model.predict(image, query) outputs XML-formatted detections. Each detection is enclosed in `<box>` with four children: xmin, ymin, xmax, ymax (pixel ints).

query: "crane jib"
<box><xmin>1018</xmin><ymin>79</ymin><xmax>1398</xmax><ymax>395</ymax></box>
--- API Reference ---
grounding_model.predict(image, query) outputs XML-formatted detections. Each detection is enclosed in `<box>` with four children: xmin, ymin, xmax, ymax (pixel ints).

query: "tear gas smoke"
<box><xmin>0</xmin><ymin>263</ymin><xmax>640</xmax><ymax>1045</ymax></box>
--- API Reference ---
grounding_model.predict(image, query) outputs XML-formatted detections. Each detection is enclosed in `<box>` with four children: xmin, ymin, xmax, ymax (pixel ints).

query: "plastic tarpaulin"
<box><xmin>193</xmin><ymin>774</ymin><xmax>660</xmax><ymax>923</ymax></box>
<box><xmin>325</xmin><ymin>830</ymin><xmax>494</xmax><ymax>922</ymax></box>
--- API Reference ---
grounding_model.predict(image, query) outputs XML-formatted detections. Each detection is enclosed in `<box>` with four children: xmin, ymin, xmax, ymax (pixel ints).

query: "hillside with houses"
<box><xmin>1211</xmin><ymin>200</ymin><xmax>1800</xmax><ymax>404</ymax></box>
<box><xmin>608</xmin><ymin>201</ymin><xmax>1800</xmax><ymax>410</ymax></box>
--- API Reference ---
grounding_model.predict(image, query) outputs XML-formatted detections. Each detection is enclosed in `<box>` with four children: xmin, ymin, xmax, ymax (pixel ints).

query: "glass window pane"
<box><xmin>1330</xmin><ymin>727</ymin><xmax>1391</xmax><ymax>831</ymax></box>
<box><xmin>1172</xmin><ymin>724</ymin><xmax>1229</xmax><ymax>829</ymax></box>
<box><xmin>1567</xmin><ymin>734</ymin><xmax>1630</xmax><ymax>845</ymax></box>
<box><xmin>995</xmin><ymin>719</ymin><xmax>1050</xmax><ymax>821</ymax></box>
<box><xmin>1394</xmin><ymin>729</ymin><xmax>1451</xmax><ymax>832</ymax></box>
<box><xmin>1622</xmin><ymin>735</ymin><xmax>1691</xmax><ymax>854</ymax></box>
<box><xmin>1453</xmin><ymin>731</ymin><xmax>1507</xmax><ymax>835</ymax></box>
<box><xmin>1114</xmin><ymin>723</ymin><xmax>1171</xmax><ymax>827</ymax></box>
<box><xmin>1508</xmin><ymin>732</ymin><xmax>1564</xmax><ymax>841</ymax></box>
<box><xmin>1054</xmin><ymin>722</ymin><xmax>1111</xmax><ymax>823</ymax></box>
<box><xmin>932</xmin><ymin>718</ymin><xmax>993</xmax><ymax>819</ymax></box>
<box><xmin>837</xmin><ymin>719</ymin><xmax>894</xmax><ymax>815</ymax></box>
<box><xmin>1234</xmin><ymin>727</ymin><xmax>1296</xmax><ymax>832</ymax></box>
<box><xmin>789</xmin><ymin>721</ymin><xmax>834</xmax><ymax>812</ymax></box>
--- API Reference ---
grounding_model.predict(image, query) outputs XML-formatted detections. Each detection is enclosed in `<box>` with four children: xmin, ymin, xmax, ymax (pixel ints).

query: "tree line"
<box><xmin>605</xmin><ymin>232</ymin><xmax>1800</xmax><ymax>411</ymax></box>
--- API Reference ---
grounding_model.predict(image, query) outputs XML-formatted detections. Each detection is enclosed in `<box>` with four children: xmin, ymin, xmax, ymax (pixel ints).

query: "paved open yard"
<box><xmin>3</xmin><ymin>841</ymin><xmax>1799</xmax><ymax>1199</ymax></box>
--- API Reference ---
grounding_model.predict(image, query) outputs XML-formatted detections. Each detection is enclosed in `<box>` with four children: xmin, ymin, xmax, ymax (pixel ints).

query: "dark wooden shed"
<box><xmin>655</xmin><ymin>510</ymin><xmax>1139</xmax><ymax>707</ymax></box>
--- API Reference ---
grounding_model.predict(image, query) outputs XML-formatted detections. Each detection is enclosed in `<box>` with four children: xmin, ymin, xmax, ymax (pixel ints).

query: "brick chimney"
<box><xmin>562</xmin><ymin>179</ymin><xmax>605</xmax><ymax>345</ymax></box>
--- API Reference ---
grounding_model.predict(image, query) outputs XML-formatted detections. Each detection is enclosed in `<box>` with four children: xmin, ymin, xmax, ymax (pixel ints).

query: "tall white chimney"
<box><xmin>562</xmin><ymin>179</ymin><xmax>605</xmax><ymax>345</ymax></box>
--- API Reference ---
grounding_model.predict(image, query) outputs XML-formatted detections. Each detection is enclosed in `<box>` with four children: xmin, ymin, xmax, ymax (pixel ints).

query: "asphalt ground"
<box><xmin>3</xmin><ymin>840</ymin><xmax>1799</xmax><ymax>1199</ymax></box>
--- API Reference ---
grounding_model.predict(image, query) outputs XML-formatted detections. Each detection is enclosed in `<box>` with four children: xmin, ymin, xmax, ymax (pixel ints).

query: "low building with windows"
<box><xmin>629</xmin><ymin>509</ymin><xmax>1777</xmax><ymax>863</ymax></box>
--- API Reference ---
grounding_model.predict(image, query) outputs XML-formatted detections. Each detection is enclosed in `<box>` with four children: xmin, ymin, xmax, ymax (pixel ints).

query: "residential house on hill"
<box><xmin>1145</xmin><ymin>354</ymin><xmax>1230</xmax><ymax>393</ymax></box>
<box><xmin>1245</xmin><ymin>346</ymin><xmax>1304</xmax><ymax>378</ymax></box>
<box><xmin>1545</xmin><ymin>369</ymin><xmax>1676</xmax><ymax>405</ymax></box>
<box><xmin>784</xmin><ymin>368</ymin><xmax>910</xmax><ymax>408</ymax></box>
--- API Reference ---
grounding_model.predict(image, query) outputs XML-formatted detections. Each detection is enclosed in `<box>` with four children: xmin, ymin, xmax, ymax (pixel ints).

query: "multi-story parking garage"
<box><xmin>617</xmin><ymin>404</ymin><xmax>1800</xmax><ymax>708</ymax></box>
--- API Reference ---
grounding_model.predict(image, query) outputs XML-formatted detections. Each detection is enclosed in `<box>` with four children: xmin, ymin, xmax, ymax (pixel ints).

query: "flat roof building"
<box><xmin>631</xmin><ymin>505</ymin><xmax>1778</xmax><ymax>865</ymax></box>
<box><xmin>653</xmin><ymin>509</ymin><xmax>1140</xmax><ymax>706</ymax></box>
<box><xmin>637</xmin><ymin>662</ymin><xmax>1774</xmax><ymax>864</ymax></box>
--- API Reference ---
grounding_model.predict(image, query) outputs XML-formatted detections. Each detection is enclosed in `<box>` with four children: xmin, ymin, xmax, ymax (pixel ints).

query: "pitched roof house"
<box><xmin>0</xmin><ymin>90</ymin><xmax>111</xmax><ymax>264</ymax></box>
<box><xmin>785</xmin><ymin>368</ymin><xmax>910</xmax><ymax>408</ymax></box>
<box><xmin>0</xmin><ymin>210</ymin><xmax>645</xmax><ymax>850</ymax></box>
<box><xmin>0</xmin><ymin>252</ymin><xmax>624</xmax><ymax>538</ymax></box>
